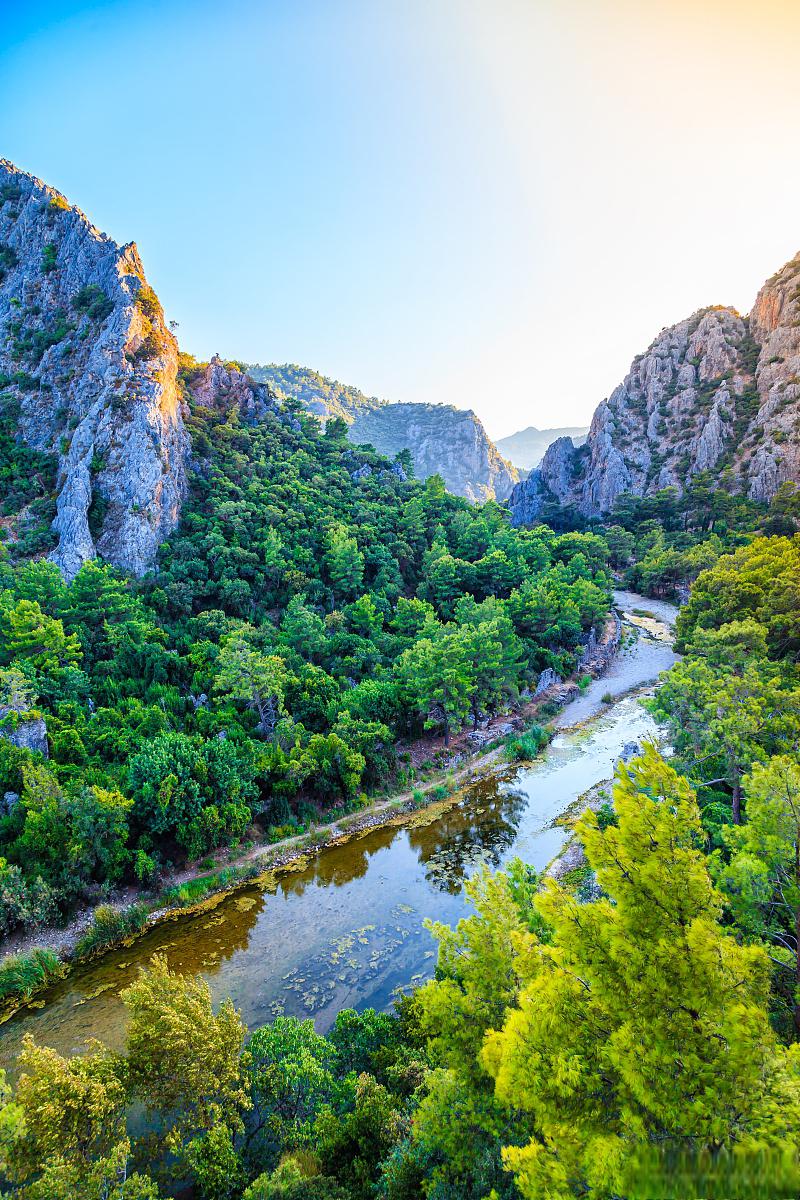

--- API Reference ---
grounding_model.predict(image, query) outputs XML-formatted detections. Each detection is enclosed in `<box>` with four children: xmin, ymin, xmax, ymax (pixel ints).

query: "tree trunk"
<box><xmin>732</xmin><ymin>772</ymin><xmax>742</xmax><ymax>825</ymax></box>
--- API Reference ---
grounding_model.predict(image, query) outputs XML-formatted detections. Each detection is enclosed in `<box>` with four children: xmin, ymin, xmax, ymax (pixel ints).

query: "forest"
<box><xmin>3</xmin><ymin>371</ymin><xmax>800</xmax><ymax>1197</ymax></box>
<box><xmin>3</xmin><ymin>533</ymin><xmax>800</xmax><ymax>1198</ymax></box>
<box><xmin>0</xmin><ymin>371</ymin><xmax>609</xmax><ymax>941</ymax></box>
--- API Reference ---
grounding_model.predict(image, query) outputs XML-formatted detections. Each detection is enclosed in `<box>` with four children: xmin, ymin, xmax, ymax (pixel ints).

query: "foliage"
<box><xmin>0</xmin><ymin>948</ymin><xmax>63</xmax><ymax>1005</ymax></box>
<box><xmin>481</xmin><ymin>747</ymin><xmax>800</xmax><ymax>1198</ymax></box>
<box><xmin>0</xmin><ymin>371</ymin><xmax>610</xmax><ymax>921</ymax></box>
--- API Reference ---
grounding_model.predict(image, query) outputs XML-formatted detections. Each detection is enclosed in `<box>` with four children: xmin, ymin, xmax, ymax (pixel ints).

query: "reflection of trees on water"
<box><xmin>277</xmin><ymin>824</ymin><xmax>401</xmax><ymax>897</ymax></box>
<box><xmin>407</xmin><ymin>778</ymin><xmax>528</xmax><ymax>894</ymax></box>
<box><xmin>154</xmin><ymin>886</ymin><xmax>266</xmax><ymax>978</ymax></box>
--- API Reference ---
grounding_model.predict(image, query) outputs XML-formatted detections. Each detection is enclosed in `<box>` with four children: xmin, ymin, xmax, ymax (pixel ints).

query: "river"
<box><xmin>0</xmin><ymin>591</ymin><xmax>677</xmax><ymax>1073</ymax></box>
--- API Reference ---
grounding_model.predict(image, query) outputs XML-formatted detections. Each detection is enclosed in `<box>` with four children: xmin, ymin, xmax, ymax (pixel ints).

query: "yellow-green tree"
<box><xmin>2</xmin><ymin>1036</ymin><xmax>158</xmax><ymax>1199</ymax></box>
<box><xmin>481</xmin><ymin>747</ymin><xmax>800</xmax><ymax>1198</ymax></box>
<box><xmin>122</xmin><ymin>955</ymin><xmax>250</xmax><ymax>1165</ymax></box>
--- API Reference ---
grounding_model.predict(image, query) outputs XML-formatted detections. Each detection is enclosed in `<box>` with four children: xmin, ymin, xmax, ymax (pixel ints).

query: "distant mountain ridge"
<box><xmin>510</xmin><ymin>253</ymin><xmax>800</xmax><ymax>524</ymax></box>
<box><xmin>496</xmin><ymin>424</ymin><xmax>588</xmax><ymax>471</ymax></box>
<box><xmin>247</xmin><ymin>362</ymin><xmax>519</xmax><ymax>503</ymax></box>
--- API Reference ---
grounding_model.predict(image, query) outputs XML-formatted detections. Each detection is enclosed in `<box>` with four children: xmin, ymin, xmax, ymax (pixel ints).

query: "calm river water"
<box><xmin>0</xmin><ymin>592</ymin><xmax>677</xmax><ymax>1073</ymax></box>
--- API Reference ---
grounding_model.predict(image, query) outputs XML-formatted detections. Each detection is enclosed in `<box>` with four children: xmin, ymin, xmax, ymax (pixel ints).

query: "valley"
<box><xmin>0</xmin><ymin>592</ymin><xmax>676</xmax><ymax>1075</ymax></box>
<box><xmin>2</xmin><ymin>150</ymin><xmax>800</xmax><ymax>1200</ymax></box>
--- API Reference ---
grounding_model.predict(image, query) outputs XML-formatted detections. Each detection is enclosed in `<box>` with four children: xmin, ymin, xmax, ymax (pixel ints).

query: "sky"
<box><xmin>2</xmin><ymin>0</ymin><xmax>800</xmax><ymax>438</ymax></box>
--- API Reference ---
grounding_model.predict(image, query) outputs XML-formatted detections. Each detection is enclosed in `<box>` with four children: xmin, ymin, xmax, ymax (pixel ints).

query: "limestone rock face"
<box><xmin>510</xmin><ymin>252</ymin><xmax>800</xmax><ymax>522</ymax></box>
<box><xmin>348</xmin><ymin>402</ymin><xmax>518</xmax><ymax>502</ymax></box>
<box><xmin>0</xmin><ymin>159</ymin><xmax>186</xmax><ymax>579</ymax></box>
<box><xmin>0</xmin><ymin>707</ymin><xmax>48</xmax><ymax>757</ymax></box>
<box><xmin>496</xmin><ymin>425</ymin><xmax>588</xmax><ymax>471</ymax></box>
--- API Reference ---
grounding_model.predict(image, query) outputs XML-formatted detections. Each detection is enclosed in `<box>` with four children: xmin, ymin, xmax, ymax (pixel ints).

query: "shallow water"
<box><xmin>0</xmin><ymin>592</ymin><xmax>677</xmax><ymax>1074</ymax></box>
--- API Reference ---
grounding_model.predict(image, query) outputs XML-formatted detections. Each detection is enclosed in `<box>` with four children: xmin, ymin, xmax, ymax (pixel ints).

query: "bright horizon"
<box><xmin>2</xmin><ymin>0</ymin><xmax>800</xmax><ymax>439</ymax></box>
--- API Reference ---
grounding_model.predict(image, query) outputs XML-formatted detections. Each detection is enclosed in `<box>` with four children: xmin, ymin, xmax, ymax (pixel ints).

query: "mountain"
<box><xmin>495</xmin><ymin>424</ymin><xmax>588</xmax><ymax>470</ymax></box>
<box><xmin>0</xmin><ymin>161</ymin><xmax>518</xmax><ymax>589</ymax></box>
<box><xmin>510</xmin><ymin>255</ymin><xmax>800</xmax><ymax>524</ymax></box>
<box><xmin>0</xmin><ymin>159</ymin><xmax>185</xmax><ymax>580</ymax></box>
<box><xmin>247</xmin><ymin>362</ymin><xmax>519</xmax><ymax>502</ymax></box>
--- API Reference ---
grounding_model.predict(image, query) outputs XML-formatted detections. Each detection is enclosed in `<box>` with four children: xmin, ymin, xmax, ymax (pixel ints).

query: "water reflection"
<box><xmin>409</xmin><ymin>775</ymin><xmax>528</xmax><ymax>893</ymax></box>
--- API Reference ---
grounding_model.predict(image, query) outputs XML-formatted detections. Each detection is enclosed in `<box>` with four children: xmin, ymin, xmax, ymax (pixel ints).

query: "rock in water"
<box><xmin>0</xmin><ymin>159</ymin><xmax>186</xmax><ymax>579</ymax></box>
<box><xmin>510</xmin><ymin>253</ymin><xmax>800</xmax><ymax>522</ymax></box>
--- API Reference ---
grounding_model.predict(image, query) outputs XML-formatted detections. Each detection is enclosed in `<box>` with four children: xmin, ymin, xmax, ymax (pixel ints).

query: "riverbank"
<box><xmin>0</xmin><ymin>596</ymin><xmax>663</xmax><ymax>1023</ymax></box>
<box><xmin>0</xmin><ymin>599</ymin><xmax>677</xmax><ymax>1067</ymax></box>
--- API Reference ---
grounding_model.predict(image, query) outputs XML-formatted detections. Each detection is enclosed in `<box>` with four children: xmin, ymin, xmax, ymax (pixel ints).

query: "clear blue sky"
<box><xmin>2</xmin><ymin>0</ymin><xmax>800</xmax><ymax>437</ymax></box>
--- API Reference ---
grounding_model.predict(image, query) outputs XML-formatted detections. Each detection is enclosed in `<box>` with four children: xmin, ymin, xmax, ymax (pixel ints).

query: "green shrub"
<box><xmin>595</xmin><ymin>800</ymin><xmax>618</xmax><ymax>830</ymax></box>
<box><xmin>0</xmin><ymin>243</ymin><xmax>18</xmax><ymax>281</ymax></box>
<box><xmin>577</xmin><ymin>673</ymin><xmax>592</xmax><ymax>692</ymax></box>
<box><xmin>601</xmin><ymin>691</ymin><xmax>614</xmax><ymax>705</ymax></box>
<box><xmin>506</xmin><ymin>724</ymin><xmax>550</xmax><ymax>763</ymax></box>
<box><xmin>0</xmin><ymin>948</ymin><xmax>64</xmax><ymax>1003</ymax></box>
<box><xmin>431</xmin><ymin>784</ymin><xmax>449</xmax><ymax>801</ymax></box>
<box><xmin>135</xmin><ymin>282</ymin><xmax>161</xmax><ymax>321</ymax></box>
<box><xmin>41</xmin><ymin>243</ymin><xmax>58</xmax><ymax>273</ymax></box>
<box><xmin>72</xmin><ymin>283</ymin><xmax>114</xmax><ymax>322</ymax></box>
<box><xmin>74</xmin><ymin>903</ymin><xmax>149</xmax><ymax>957</ymax></box>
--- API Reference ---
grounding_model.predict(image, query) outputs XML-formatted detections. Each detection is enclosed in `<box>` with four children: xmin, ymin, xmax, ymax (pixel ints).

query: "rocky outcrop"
<box><xmin>510</xmin><ymin>252</ymin><xmax>800</xmax><ymax>522</ymax></box>
<box><xmin>0</xmin><ymin>160</ymin><xmax>186</xmax><ymax>579</ymax></box>
<box><xmin>0</xmin><ymin>706</ymin><xmax>48</xmax><ymax>756</ymax></box>
<box><xmin>496</xmin><ymin>425</ymin><xmax>588</xmax><ymax>471</ymax></box>
<box><xmin>190</xmin><ymin>355</ymin><xmax>277</xmax><ymax>424</ymax></box>
<box><xmin>247</xmin><ymin>362</ymin><xmax>518</xmax><ymax>502</ymax></box>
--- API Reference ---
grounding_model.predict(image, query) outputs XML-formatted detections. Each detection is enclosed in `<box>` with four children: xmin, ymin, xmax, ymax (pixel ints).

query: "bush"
<box><xmin>0</xmin><ymin>243</ymin><xmax>18</xmax><ymax>281</ymax></box>
<box><xmin>72</xmin><ymin>284</ymin><xmax>114</xmax><ymax>322</ymax></box>
<box><xmin>41</xmin><ymin>243</ymin><xmax>58</xmax><ymax>273</ymax></box>
<box><xmin>595</xmin><ymin>800</ymin><xmax>618</xmax><ymax>830</ymax></box>
<box><xmin>506</xmin><ymin>725</ymin><xmax>550</xmax><ymax>763</ymax></box>
<box><xmin>0</xmin><ymin>948</ymin><xmax>64</xmax><ymax>1004</ymax></box>
<box><xmin>74</xmin><ymin>903</ymin><xmax>149</xmax><ymax>957</ymax></box>
<box><xmin>577</xmin><ymin>673</ymin><xmax>592</xmax><ymax>692</ymax></box>
<box><xmin>431</xmin><ymin>784</ymin><xmax>449</xmax><ymax>801</ymax></box>
<box><xmin>601</xmin><ymin>691</ymin><xmax>614</xmax><ymax>705</ymax></box>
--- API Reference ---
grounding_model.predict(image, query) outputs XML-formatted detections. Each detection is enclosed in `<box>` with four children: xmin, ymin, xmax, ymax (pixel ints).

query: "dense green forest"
<box><xmin>0</xmin><ymin>370</ymin><xmax>609</xmax><ymax>940</ymax></box>
<box><xmin>541</xmin><ymin>471</ymin><xmax>800</xmax><ymax>597</ymax></box>
<box><xmin>243</xmin><ymin>363</ymin><xmax>384</xmax><ymax>422</ymax></box>
<box><xmin>5</xmin><ymin>533</ymin><xmax>800</xmax><ymax>1199</ymax></box>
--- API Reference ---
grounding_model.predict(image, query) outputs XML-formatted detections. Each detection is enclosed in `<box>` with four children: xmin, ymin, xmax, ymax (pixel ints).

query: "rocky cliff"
<box><xmin>348</xmin><ymin>402</ymin><xmax>518</xmax><ymax>502</ymax></box>
<box><xmin>0</xmin><ymin>160</ymin><xmax>186</xmax><ymax>579</ymax></box>
<box><xmin>247</xmin><ymin>362</ymin><xmax>518</xmax><ymax>502</ymax></box>
<box><xmin>510</xmin><ymin>253</ymin><xmax>800</xmax><ymax>522</ymax></box>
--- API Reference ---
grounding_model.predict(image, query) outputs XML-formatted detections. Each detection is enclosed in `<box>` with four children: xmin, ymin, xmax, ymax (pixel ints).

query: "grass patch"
<box><xmin>0</xmin><ymin>948</ymin><xmax>64</xmax><ymax>1004</ymax></box>
<box><xmin>157</xmin><ymin>863</ymin><xmax>261</xmax><ymax>909</ymax></box>
<box><xmin>601</xmin><ymin>691</ymin><xmax>614</xmax><ymax>705</ymax></box>
<box><xmin>74</xmin><ymin>904</ymin><xmax>149</xmax><ymax>958</ymax></box>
